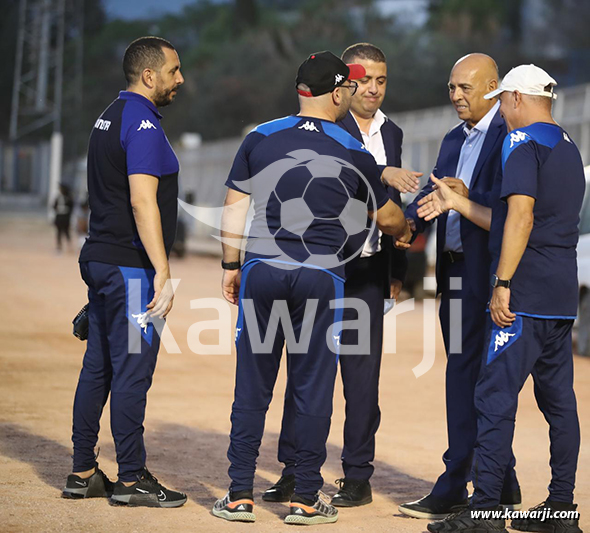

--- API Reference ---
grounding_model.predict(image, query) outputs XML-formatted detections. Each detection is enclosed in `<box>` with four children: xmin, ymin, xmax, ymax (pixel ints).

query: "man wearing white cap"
<box><xmin>424</xmin><ymin>64</ymin><xmax>585</xmax><ymax>533</ymax></box>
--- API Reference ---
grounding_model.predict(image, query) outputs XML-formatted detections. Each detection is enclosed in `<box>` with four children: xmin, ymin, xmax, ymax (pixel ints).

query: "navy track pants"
<box><xmin>472</xmin><ymin>315</ymin><xmax>580</xmax><ymax>508</ymax></box>
<box><xmin>227</xmin><ymin>260</ymin><xmax>344</xmax><ymax>499</ymax></box>
<box><xmin>72</xmin><ymin>261</ymin><xmax>160</xmax><ymax>481</ymax></box>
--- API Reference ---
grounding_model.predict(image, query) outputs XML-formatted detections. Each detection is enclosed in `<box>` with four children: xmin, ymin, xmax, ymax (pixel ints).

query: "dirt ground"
<box><xmin>0</xmin><ymin>212</ymin><xmax>588</xmax><ymax>533</ymax></box>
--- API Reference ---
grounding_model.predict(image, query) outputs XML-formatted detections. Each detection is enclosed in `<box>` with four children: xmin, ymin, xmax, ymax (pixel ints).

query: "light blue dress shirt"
<box><xmin>444</xmin><ymin>101</ymin><xmax>500</xmax><ymax>252</ymax></box>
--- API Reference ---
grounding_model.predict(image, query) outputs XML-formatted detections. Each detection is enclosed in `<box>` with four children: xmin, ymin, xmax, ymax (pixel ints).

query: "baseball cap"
<box><xmin>484</xmin><ymin>64</ymin><xmax>557</xmax><ymax>100</ymax></box>
<box><xmin>296</xmin><ymin>51</ymin><xmax>366</xmax><ymax>97</ymax></box>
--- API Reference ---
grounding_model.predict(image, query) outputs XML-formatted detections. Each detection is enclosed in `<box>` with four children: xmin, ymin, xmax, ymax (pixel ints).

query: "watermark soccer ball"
<box><xmin>266</xmin><ymin>152</ymin><xmax>374</xmax><ymax>268</ymax></box>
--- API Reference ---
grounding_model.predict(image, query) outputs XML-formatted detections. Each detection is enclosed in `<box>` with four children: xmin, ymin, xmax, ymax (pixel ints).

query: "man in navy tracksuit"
<box><xmin>62</xmin><ymin>37</ymin><xmax>187</xmax><ymax>508</ymax></box>
<box><xmin>399</xmin><ymin>54</ymin><xmax>521</xmax><ymax>520</ymax></box>
<box><xmin>212</xmin><ymin>51</ymin><xmax>411</xmax><ymax>526</ymax></box>
<box><xmin>264</xmin><ymin>43</ymin><xmax>420</xmax><ymax>508</ymax></box>
<box><xmin>428</xmin><ymin>65</ymin><xmax>584</xmax><ymax>533</ymax></box>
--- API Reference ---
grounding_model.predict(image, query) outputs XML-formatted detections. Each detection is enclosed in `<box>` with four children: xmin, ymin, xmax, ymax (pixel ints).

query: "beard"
<box><xmin>153</xmin><ymin>85</ymin><xmax>178</xmax><ymax>107</ymax></box>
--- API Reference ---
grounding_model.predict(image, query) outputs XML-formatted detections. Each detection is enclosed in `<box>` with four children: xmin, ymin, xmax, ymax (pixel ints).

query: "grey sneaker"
<box><xmin>285</xmin><ymin>491</ymin><xmax>338</xmax><ymax>525</ymax></box>
<box><xmin>212</xmin><ymin>490</ymin><xmax>255</xmax><ymax>522</ymax></box>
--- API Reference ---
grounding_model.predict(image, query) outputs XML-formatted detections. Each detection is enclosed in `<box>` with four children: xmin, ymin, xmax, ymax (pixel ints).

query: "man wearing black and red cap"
<box><xmin>212</xmin><ymin>51</ymin><xmax>411</xmax><ymax>526</ymax></box>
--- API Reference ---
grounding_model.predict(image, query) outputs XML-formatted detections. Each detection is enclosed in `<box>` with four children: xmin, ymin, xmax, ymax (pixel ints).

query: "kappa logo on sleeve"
<box><xmin>509</xmin><ymin>130</ymin><xmax>528</xmax><ymax>148</ymax></box>
<box><xmin>137</xmin><ymin>119</ymin><xmax>157</xmax><ymax>131</ymax></box>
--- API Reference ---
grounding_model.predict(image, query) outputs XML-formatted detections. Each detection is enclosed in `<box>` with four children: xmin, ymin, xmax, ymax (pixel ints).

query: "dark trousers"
<box><xmin>278</xmin><ymin>252</ymin><xmax>387</xmax><ymax>481</ymax></box>
<box><xmin>228</xmin><ymin>260</ymin><xmax>344</xmax><ymax>499</ymax></box>
<box><xmin>72</xmin><ymin>261</ymin><xmax>160</xmax><ymax>481</ymax></box>
<box><xmin>472</xmin><ymin>316</ymin><xmax>580</xmax><ymax>508</ymax></box>
<box><xmin>432</xmin><ymin>257</ymin><xmax>519</xmax><ymax>502</ymax></box>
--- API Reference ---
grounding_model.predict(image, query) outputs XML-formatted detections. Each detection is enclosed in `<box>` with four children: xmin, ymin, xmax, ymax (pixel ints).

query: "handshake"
<box><xmin>380</xmin><ymin>168</ymin><xmax>469</xmax><ymax>250</ymax></box>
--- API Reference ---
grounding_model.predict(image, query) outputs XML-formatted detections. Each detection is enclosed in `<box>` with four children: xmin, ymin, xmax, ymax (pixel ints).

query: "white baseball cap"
<box><xmin>484</xmin><ymin>64</ymin><xmax>557</xmax><ymax>100</ymax></box>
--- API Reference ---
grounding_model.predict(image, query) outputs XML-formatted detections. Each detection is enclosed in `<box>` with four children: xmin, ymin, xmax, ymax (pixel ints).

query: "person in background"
<box><xmin>53</xmin><ymin>183</ymin><xmax>74</xmax><ymax>253</ymax></box>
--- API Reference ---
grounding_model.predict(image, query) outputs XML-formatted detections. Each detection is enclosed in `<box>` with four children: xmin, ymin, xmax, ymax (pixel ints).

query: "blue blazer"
<box><xmin>339</xmin><ymin>111</ymin><xmax>408</xmax><ymax>284</ymax></box>
<box><xmin>405</xmin><ymin>109</ymin><xmax>507</xmax><ymax>303</ymax></box>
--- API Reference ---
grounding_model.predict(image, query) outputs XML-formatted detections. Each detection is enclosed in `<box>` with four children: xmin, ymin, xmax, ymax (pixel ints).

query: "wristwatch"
<box><xmin>221</xmin><ymin>260</ymin><xmax>241</xmax><ymax>270</ymax></box>
<box><xmin>490</xmin><ymin>274</ymin><xmax>511</xmax><ymax>289</ymax></box>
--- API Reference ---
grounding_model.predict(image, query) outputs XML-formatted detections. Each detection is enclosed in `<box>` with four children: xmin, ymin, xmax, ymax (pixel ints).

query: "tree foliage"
<box><xmin>3</xmin><ymin>0</ymin><xmax>590</xmax><ymax>166</ymax></box>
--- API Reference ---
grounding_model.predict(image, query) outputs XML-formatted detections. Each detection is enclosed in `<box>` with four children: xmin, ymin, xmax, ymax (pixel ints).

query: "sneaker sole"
<box><xmin>110</xmin><ymin>494</ymin><xmax>187</xmax><ymax>508</ymax></box>
<box><xmin>62</xmin><ymin>487</ymin><xmax>89</xmax><ymax>499</ymax></box>
<box><xmin>285</xmin><ymin>514</ymin><xmax>338</xmax><ymax>525</ymax></box>
<box><xmin>212</xmin><ymin>508</ymin><xmax>256</xmax><ymax>522</ymax></box>
<box><xmin>398</xmin><ymin>504</ymin><xmax>465</xmax><ymax>520</ymax></box>
<box><xmin>332</xmin><ymin>495</ymin><xmax>372</xmax><ymax>508</ymax></box>
<box><xmin>61</xmin><ymin>487</ymin><xmax>112</xmax><ymax>499</ymax></box>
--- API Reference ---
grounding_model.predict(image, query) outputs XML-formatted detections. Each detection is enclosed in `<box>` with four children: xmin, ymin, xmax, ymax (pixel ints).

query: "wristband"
<box><xmin>222</xmin><ymin>260</ymin><xmax>241</xmax><ymax>271</ymax></box>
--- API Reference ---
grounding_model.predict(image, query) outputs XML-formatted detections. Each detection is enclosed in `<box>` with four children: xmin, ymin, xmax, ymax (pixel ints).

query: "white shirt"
<box><xmin>352</xmin><ymin>109</ymin><xmax>387</xmax><ymax>258</ymax></box>
<box><xmin>443</xmin><ymin>101</ymin><xmax>500</xmax><ymax>252</ymax></box>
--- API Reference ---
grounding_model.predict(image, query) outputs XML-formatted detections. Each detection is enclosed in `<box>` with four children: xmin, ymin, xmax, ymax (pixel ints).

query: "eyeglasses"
<box><xmin>337</xmin><ymin>81</ymin><xmax>358</xmax><ymax>96</ymax></box>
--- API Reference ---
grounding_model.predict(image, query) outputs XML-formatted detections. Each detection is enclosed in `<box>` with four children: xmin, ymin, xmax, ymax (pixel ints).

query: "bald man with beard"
<box><xmin>389</xmin><ymin>54</ymin><xmax>522</xmax><ymax>520</ymax></box>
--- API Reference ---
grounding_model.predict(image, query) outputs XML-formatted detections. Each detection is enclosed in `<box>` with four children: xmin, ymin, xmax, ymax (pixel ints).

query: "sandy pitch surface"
<box><xmin>0</xmin><ymin>214</ymin><xmax>588</xmax><ymax>532</ymax></box>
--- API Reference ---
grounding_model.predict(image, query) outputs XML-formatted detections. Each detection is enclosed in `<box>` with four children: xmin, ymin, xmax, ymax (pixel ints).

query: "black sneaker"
<box><xmin>469</xmin><ymin>489</ymin><xmax>522</xmax><ymax>511</ymax></box>
<box><xmin>262</xmin><ymin>474</ymin><xmax>295</xmax><ymax>502</ymax></box>
<box><xmin>332</xmin><ymin>478</ymin><xmax>372</xmax><ymax>507</ymax></box>
<box><xmin>62</xmin><ymin>464</ymin><xmax>115</xmax><ymax>499</ymax></box>
<box><xmin>212</xmin><ymin>490</ymin><xmax>255</xmax><ymax>522</ymax></box>
<box><xmin>511</xmin><ymin>501</ymin><xmax>583</xmax><ymax>533</ymax></box>
<box><xmin>399</xmin><ymin>493</ymin><xmax>468</xmax><ymax>519</ymax></box>
<box><xmin>427</xmin><ymin>507</ymin><xmax>507</xmax><ymax>532</ymax></box>
<box><xmin>285</xmin><ymin>491</ymin><xmax>338</xmax><ymax>525</ymax></box>
<box><xmin>110</xmin><ymin>467</ymin><xmax>187</xmax><ymax>508</ymax></box>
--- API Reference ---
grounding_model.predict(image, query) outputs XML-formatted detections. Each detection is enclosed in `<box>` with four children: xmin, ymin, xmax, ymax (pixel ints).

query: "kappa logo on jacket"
<box><xmin>298</xmin><ymin>121</ymin><xmax>320</xmax><ymax>133</ymax></box>
<box><xmin>137</xmin><ymin>119</ymin><xmax>157</xmax><ymax>131</ymax></box>
<box><xmin>509</xmin><ymin>130</ymin><xmax>528</xmax><ymax>148</ymax></box>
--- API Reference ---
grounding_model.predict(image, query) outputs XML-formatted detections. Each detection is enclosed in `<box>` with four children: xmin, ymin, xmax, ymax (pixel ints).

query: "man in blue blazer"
<box><xmin>396</xmin><ymin>53</ymin><xmax>522</xmax><ymax>519</ymax></box>
<box><xmin>263</xmin><ymin>43</ymin><xmax>422</xmax><ymax>507</ymax></box>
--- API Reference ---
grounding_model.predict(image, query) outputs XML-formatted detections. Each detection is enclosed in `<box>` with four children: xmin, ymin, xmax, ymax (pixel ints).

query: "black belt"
<box><xmin>444</xmin><ymin>251</ymin><xmax>465</xmax><ymax>263</ymax></box>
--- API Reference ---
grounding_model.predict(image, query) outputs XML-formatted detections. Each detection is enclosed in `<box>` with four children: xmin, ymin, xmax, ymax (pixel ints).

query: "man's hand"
<box><xmin>381</xmin><ymin>167</ymin><xmax>423</xmax><ymax>194</ymax></box>
<box><xmin>390</xmin><ymin>279</ymin><xmax>403</xmax><ymax>300</ymax></box>
<box><xmin>489</xmin><ymin>287</ymin><xmax>516</xmax><ymax>328</ymax></box>
<box><xmin>148</xmin><ymin>267</ymin><xmax>174</xmax><ymax>319</ymax></box>
<box><xmin>417</xmin><ymin>175</ymin><xmax>457</xmax><ymax>221</ymax></box>
<box><xmin>394</xmin><ymin>220</ymin><xmax>413</xmax><ymax>249</ymax></box>
<box><xmin>438</xmin><ymin>177</ymin><xmax>468</xmax><ymax>198</ymax></box>
<box><xmin>222</xmin><ymin>269</ymin><xmax>241</xmax><ymax>305</ymax></box>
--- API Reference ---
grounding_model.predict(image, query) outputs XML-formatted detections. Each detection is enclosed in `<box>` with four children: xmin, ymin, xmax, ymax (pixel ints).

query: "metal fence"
<box><xmin>391</xmin><ymin>82</ymin><xmax>590</xmax><ymax>178</ymax></box>
<box><xmin>4</xmin><ymin>82</ymin><xmax>590</xmax><ymax>247</ymax></box>
<box><xmin>178</xmin><ymin>82</ymin><xmax>590</xmax><ymax>252</ymax></box>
